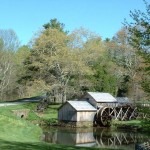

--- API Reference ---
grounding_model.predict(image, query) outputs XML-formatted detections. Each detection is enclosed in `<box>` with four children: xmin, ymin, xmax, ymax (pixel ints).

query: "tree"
<box><xmin>14</xmin><ymin>45</ymin><xmax>31</xmax><ymax>98</ymax></box>
<box><xmin>0</xmin><ymin>29</ymin><xmax>20</xmax><ymax>51</ymax></box>
<box><xmin>105</xmin><ymin>28</ymin><xmax>141</xmax><ymax>98</ymax></box>
<box><xmin>0</xmin><ymin>29</ymin><xmax>21</xmax><ymax>101</ymax></box>
<box><xmin>43</xmin><ymin>18</ymin><xmax>68</xmax><ymax>34</ymax></box>
<box><xmin>91</xmin><ymin>55</ymin><xmax>118</xmax><ymax>96</ymax></box>
<box><xmin>0</xmin><ymin>39</ymin><xmax>16</xmax><ymax>100</ymax></box>
<box><xmin>67</xmin><ymin>28</ymin><xmax>105</xmax><ymax>97</ymax></box>
<box><xmin>125</xmin><ymin>0</ymin><xmax>150</xmax><ymax>97</ymax></box>
<box><xmin>24</xmin><ymin>28</ymin><xmax>92</xmax><ymax>103</ymax></box>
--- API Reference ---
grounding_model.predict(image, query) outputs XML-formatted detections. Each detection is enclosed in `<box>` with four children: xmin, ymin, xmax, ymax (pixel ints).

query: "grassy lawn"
<box><xmin>0</xmin><ymin>140</ymin><xmax>120</xmax><ymax>150</ymax></box>
<box><xmin>0</xmin><ymin>114</ymin><xmax>42</xmax><ymax>142</ymax></box>
<box><xmin>0</xmin><ymin>103</ymin><xmax>58</xmax><ymax>143</ymax></box>
<box><xmin>37</xmin><ymin>104</ymin><xmax>60</xmax><ymax>124</ymax></box>
<box><xmin>0</xmin><ymin>102</ymin><xmax>60</xmax><ymax>122</ymax></box>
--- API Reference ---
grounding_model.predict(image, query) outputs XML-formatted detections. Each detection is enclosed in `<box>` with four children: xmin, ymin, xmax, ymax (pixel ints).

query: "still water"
<box><xmin>41</xmin><ymin>127</ymin><xmax>150</xmax><ymax>150</ymax></box>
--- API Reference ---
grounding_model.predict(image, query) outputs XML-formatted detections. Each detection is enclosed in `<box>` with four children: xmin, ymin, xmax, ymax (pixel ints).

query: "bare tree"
<box><xmin>0</xmin><ymin>29</ymin><xmax>20</xmax><ymax>51</ymax></box>
<box><xmin>0</xmin><ymin>29</ymin><xmax>20</xmax><ymax>100</ymax></box>
<box><xmin>0</xmin><ymin>50</ymin><xmax>14</xmax><ymax>95</ymax></box>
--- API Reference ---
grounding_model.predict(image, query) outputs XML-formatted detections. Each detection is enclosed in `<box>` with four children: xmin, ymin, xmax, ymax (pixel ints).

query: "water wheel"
<box><xmin>96</xmin><ymin>107</ymin><xmax>113</xmax><ymax>127</ymax></box>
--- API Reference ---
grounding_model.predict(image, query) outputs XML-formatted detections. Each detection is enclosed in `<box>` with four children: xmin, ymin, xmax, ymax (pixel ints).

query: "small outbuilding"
<box><xmin>80</xmin><ymin>92</ymin><xmax>117</xmax><ymax>108</ymax></box>
<box><xmin>58</xmin><ymin>101</ymin><xmax>97</xmax><ymax>127</ymax></box>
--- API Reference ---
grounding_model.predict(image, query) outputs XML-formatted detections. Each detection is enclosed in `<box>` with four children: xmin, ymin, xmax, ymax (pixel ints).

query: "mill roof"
<box><xmin>116</xmin><ymin>97</ymin><xmax>132</xmax><ymax>104</ymax></box>
<box><xmin>68</xmin><ymin>101</ymin><xmax>97</xmax><ymax>111</ymax></box>
<box><xmin>87</xmin><ymin>92</ymin><xmax>117</xmax><ymax>103</ymax></box>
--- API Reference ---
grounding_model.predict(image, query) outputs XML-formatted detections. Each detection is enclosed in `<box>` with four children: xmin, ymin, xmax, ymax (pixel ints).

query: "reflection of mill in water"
<box><xmin>93</xmin><ymin>128</ymin><xmax>149</xmax><ymax>149</ymax></box>
<box><xmin>42</xmin><ymin>128</ymin><xmax>149</xmax><ymax>149</ymax></box>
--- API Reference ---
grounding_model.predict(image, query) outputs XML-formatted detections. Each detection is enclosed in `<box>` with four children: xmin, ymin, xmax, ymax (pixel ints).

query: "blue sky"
<box><xmin>0</xmin><ymin>0</ymin><xmax>146</xmax><ymax>45</ymax></box>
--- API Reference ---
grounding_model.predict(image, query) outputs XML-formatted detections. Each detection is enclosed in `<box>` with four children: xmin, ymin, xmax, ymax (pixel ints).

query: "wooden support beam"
<box><xmin>129</xmin><ymin>107</ymin><xmax>137</xmax><ymax>120</ymax></box>
<box><xmin>115</xmin><ymin>107</ymin><xmax>122</xmax><ymax>120</ymax></box>
<box><xmin>121</xmin><ymin>107</ymin><xmax>130</xmax><ymax>121</ymax></box>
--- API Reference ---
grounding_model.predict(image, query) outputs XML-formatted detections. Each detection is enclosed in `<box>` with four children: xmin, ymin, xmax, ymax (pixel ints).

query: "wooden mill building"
<box><xmin>58</xmin><ymin>92</ymin><xmax>138</xmax><ymax>127</ymax></box>
<box><xmin>58</xmin><ymin>101</ymin><xmax>96</xmax><ymax>127</ymax></box>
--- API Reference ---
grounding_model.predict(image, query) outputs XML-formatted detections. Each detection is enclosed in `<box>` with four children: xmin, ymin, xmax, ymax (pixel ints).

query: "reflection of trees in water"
<box><xmin>93</xmin><ymin>128</ymin><xmax>149</xmax><ymax>148</ymax></box>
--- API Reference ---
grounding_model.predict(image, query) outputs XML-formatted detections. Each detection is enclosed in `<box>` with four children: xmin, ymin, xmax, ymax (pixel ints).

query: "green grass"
<box><xmin>0</xmin><ymin>103</ymin><xmax>60</xmax><ymax>143</ymax></box>
<box><xmin>0</xmin><ymin>114</ymin><xmax>42</xmax><ymax>142</ymax></box>
<box><xmin>37</xmin><ymin>104</ymin><xmax>60</xmax><ymax>119</ymax></box>
<box><xmin>0</xmin><ymin>103</ymin><xmax>60</xmax><ymax>122</ymax></box>
<box><xmin>0</xmin><ymin>140</ymin><xmax>121</xmax><ymax>150</ymax></box>
<box><xmin>112</xmin><ymin>119</ymin><xmax>142</xmax><ymax>128</ymax></box>
<box><xmin>112</xmin><ymin>120</ymin><xmax>141</xmax><ymax>126</ymax></box>
<box><xmin>0</xmin><ymin>103</ymin><xmax>38</xmax><ymax>119</ymax></box>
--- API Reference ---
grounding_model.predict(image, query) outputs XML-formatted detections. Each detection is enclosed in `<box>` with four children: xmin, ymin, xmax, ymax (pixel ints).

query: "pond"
<box><xmin>41</xmin><ymin>127</ymin><xmax>150</xmax><ymax>150</ymax></box>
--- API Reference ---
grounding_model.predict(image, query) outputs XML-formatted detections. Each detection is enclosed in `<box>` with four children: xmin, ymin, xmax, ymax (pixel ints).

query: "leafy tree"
<box><xmin>14</xmin><ymin>45</ymin><xmax>31</xmax><ymax>98</ymax></box>
<box><xmin>24</xmin><ymin>28</ymin><xmax>92</xmax><ymax>103</ymax></box>
<box><xmin>125</xmin><ymin>0</ymin><xmax>150</xmax><ymax>97</ymax></box>
<box><xmin>105</xmin><ymin>28</ymin><xmax>141</xmax><ymax>98</ymax></box>
<box><xmin>43</xmin><ymin>18</ymin><xmax>68</xmax><ymax>34</ymax></box>
<box><xmin>67</xmin><ymin>28</ymin><xmax>105</xmax><ymax>97</ymax></box>
<box><xmin>91</xmin><ymin>55</ymin><xmax>118</xmax><ymax>96</ymax></box>
<box><xmin>15</xmin><ymin>45</ymin><xmax>31</xmax><ymax>65</ymax></box>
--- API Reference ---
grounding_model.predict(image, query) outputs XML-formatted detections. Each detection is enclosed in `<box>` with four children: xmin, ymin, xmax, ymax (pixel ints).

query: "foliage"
<box><xmin>67</xmin><ymin>28</ymin><xmax>106</xmax><ymax>97</ymax></box>
<box><xmin>0</xmin><ymin>29</ymin><xmax>20</xmax><ymax>51</ymax></box>
<box><xmin>137</xmin><ymin>104</ymin><xmax>150</xmax><ymax>132</ymax></box>
<box><xmin>24</xmin><ymin>27</ymin><xmax>98</xmax><ymax>102</ymax></box>
<box><xmin>0</xmin><ymin>40</ymin><xmax>17</xmax><ymax>101</ymax></box>
<box><xmin>23</xmin><ymin>28</ymin><xmax>70</xmax><ymax>101</ymax></box>
<box><xmin>90</xmin><ymin>55</ymin><xmax>118</xmax><ymax>96</ymax></box>
<box><xmin>0</xmin><ymin>29</ymin><xmax>22</xmax><ymax>101</ymax></box>
<box><xmin>105</xmin><ymin>28</ymin><xmax>143</xmax><ymax>98</ymax></box>
<box><xmin>125</xmin><ymin>0</ymin><xmax>150</xmax><ymax>97</ymax></box>
<box><xmin>43</xmin><ymin>18</ymin><xmax>68</xmax><ymax>34</ymax></box>
<box><xmin>15</xmin><ymin>46</ymin><xmax>31</xmax><ymax>66</ymax></box>
<box><xmin>141</xmin><ymin>118</ymin><xmax>150</xmax><ymax>133</ymax></box>
<box><xmin>0</xmin><ymin>14</ymin><xmax>149</xmax><ymax>101</ymax></box>
<box><xmin>14</xmin><ymin>46</ymin><xmax>31</xmax><ymax>98</ymax></box>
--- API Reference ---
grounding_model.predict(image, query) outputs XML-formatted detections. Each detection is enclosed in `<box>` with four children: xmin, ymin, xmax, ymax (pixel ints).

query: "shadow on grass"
<box><xmin>0</xmin><ymin>139</ymin><xmax>114</xmax><ymax>150</ymax></box>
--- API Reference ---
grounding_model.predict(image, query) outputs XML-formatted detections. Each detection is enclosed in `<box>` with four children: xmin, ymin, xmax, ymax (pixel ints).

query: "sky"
<box><xmin>0</xmin><ymin>0</ymin><xmax>147</xmax><ymax>45</ymax></box>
